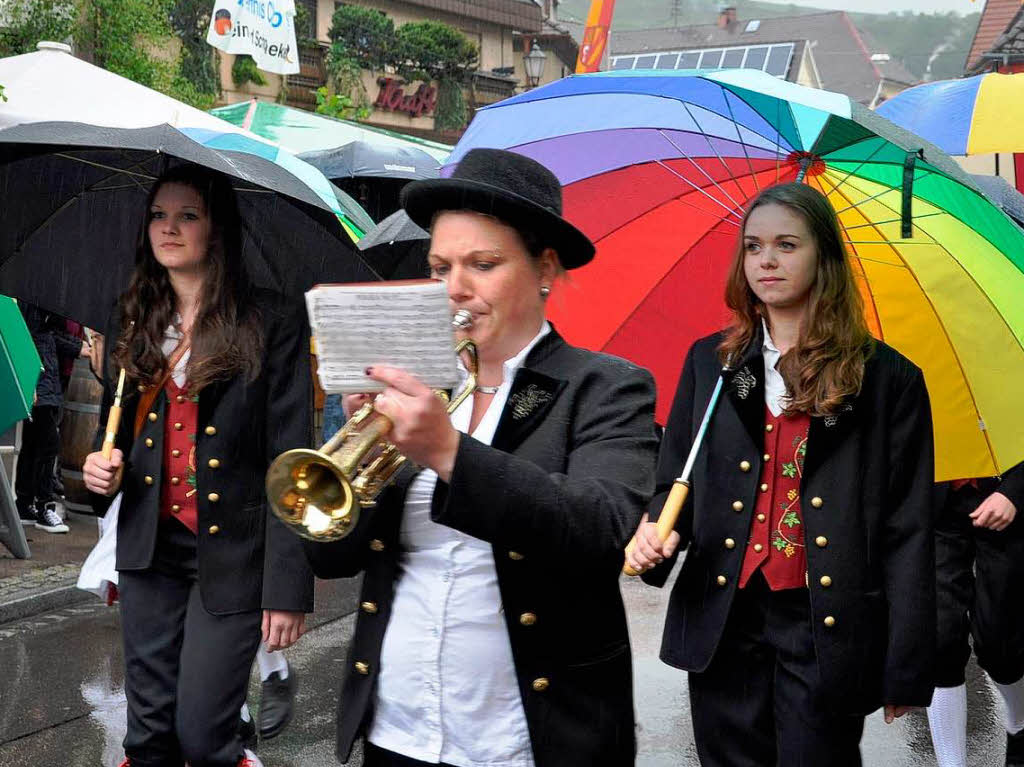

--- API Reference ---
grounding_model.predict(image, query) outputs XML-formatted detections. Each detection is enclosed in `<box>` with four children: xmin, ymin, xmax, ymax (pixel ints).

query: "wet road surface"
<box><xmin>0</xmin><ymin>572</ymin><xmax>1006</xmax><ymax>766</ymax></box>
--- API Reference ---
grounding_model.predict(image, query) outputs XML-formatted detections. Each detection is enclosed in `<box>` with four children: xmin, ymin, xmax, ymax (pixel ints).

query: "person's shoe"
<box><xmin>18</xmin><ymin>501</ymin><xmax>37</xmax><ymax>526</ymax></box>
<box><xmin>258</xmin><ymin>667</ymin><xmax>296</xmax><ymax>739</ymax></box>
<box><xmin>239</xmin><ymin>749</ymin><xmax>264</xmax><ymax>767</ymax></box>
<box><xmin>35</xmin><ymin>502</ymin><xmax>69</xmax><ymax>533</ymax></box>
<box><xmin>238</xmin><ymin>711</ymin><xmax>257</xmax><ymax>750</ymax></box>
<box><xmin>1008</xmin><ymin>727</ymin><xmax>1024</xmax><ymax>766</ymax></box>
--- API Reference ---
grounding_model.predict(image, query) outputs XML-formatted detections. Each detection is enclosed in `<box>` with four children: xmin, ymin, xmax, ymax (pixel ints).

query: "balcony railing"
<box><xmin>285</xmin><ymin>43</ymin><xmax>328</xmax><ymax>108</ymax></box>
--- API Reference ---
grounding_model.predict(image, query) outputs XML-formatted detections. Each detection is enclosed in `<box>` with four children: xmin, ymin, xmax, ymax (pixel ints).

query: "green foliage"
<box><xmin>76</xmin><ymin>0</ymin><xmax>175</xmax><ymax>89</ymax></box>
<box><xmin>0</xmin><ymin>0</ymin><xmax>76</xmax><ymax>57</ymax></box>
<box><xmin>293</xmin><ymin>0</ymin><xmax>316</xmax><ymax>47</ymax></box>
<box><xmin>0</xmin><ymin>84</ymin><xmax>6</xmax><ymax>102</ymax></box>
<box><xmin>168</xmin><ymin>0</ymin><xmax>220</xmax><ymax>100</ymax></box>
<box><xmin>314</xmin><ymin>85</ymin><xmax>370</xmax><ymax>120</ymax></box>
<box><xmin>434</xmin><ymin>77</ymin><xmax>467</xmax><ymax>131</ymax></box>
<box><xmin>328</xmin><ymin>5</ymin><xmax>397</xmax><ymax>72</ymax></box>
<box><xmin>232</xmin><ymin>55</ymin><xmax>267</xmax><ymax>87</ymax></box>
<box><xmin>394</xmin><ymin>20</ymin><xmax>478</xmax><ymax>82</ymax></box>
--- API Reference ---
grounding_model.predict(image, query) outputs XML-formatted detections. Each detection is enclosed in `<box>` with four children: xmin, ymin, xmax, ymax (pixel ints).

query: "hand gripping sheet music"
<box><xmin>306</xmin><ymin>280</ymin><xmax>460</xmax><ymax>394</ymax></box>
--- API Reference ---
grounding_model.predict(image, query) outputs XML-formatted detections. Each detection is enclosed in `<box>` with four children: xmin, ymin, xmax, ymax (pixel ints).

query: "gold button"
<box><xmin>760</xmin><ymin>483</ymin><xmax>768</xmax><ymax>492</ymax></box>
<box><xmin>204</xmin><ymin>426</ymin><xmax>216</xmax><ymax>436</ymax></box>
<box><xmin>765</xmin><ymin>423</ymin><xmax>774</xmax><ymax>432</ymax></box>
<box><xmin>811</xmin><ymin>496</ymin><xmax>823</xmax><ymax>508</ymax></box>
<box><xmin>739</xmin><ymin>460</ymin><xmax>751</xmax><ymax>472</ymax></box>
<box><xmin>763</xmin><ymin>453</ymin><xmax>771</xmax><ymax>462</ymax></box>
<box><xmin>824</xmin><ymin>616</ymin><xmax>836</xmax><ymax>628</ymax></box>
<box><xmin>144</xmin><ymin>475</ymin><xmax>154</xmax><ymax>485</ymax></box>
<box><xmin>360</xmin><ymin>601</ymin><xmax>378</xmax><ymax>614</ymax></box>
<box><xmin>148</xmin><ymin>412</ymin><xmax>157</xmax><ymax>422</ymax></box>
<box><xmin>145</xmin><ymin>437</ymin><xmax>153</xmax><ymax>448</ymax></box>
<box><xmin>716</xmin><ymin>575</ymin><xmax>727</xmax><ymax>586</ymax></box>
<box><xmin>208</xmin><ymin>525</ymin><xmax>220</xmax><ymax>535</ymax></box>
<box><xmin>170</xmin><ymin>476</ymin><xmax>181</xmax><ymax>486</ymax></box>
<box><xmin>354</xmin><ymin>661</ymin><xmax>370</xmax><ymax>675</ymax></box>
<box><xmin>753</xmin><ymin>543</ymin><xmax>763</xmax><ymax>553</ymax></box>
<box><xmin>519</xmin><ymin>612</ymin><xmax>537</xmax><ymax>626</ymax></box>
<box><xmin>171</xmin><ymin>449</ymin><xmax>181</xmax><ymax>458</ymax></box>
<box><xmin>137</xmin><ymin>384</ymin><xmax>147</xmax><ymax>392</ymax></box>
<box><xmin>820</xmin><ymin>575</ymin><xmax>833</xmax><ymax>587</ymax></box>
<box><xmin>531</xmin><ymin>677</ymin><xmax>549</xmax><ymax>692</ymax></box>
<box><xmin>208</xmin><ymin>458</ymin><xmax>220</xmax><ymax>469</ymax></box>
<box><xmin>174</xmin><ymin>422</ymin><xmax>184</xmax><ymax>431</ymax></box>
<box><xmin>757</xmin><ymin>513</ymin><xmax>766</xmax><ymax>523</ymax></box>
<box><xmin>732</xmin><ymin>500</ymin><xmax>744</xmax><ymax>512</ymax></box>
<box><xmin>208</xmin><ymin>492</ymin><xmax>220</xmax><ymax>503</ymax></box>
<box><xmin>508</xmin><ymin>551</ymin><xmax>524</xmax><ymax>560</ymax></box>
<box><xmin>724</xmin><ymin>538</ymin><xmax>735</xmax><ymax>549</ymax></box>
<box><xmin>176</xmin><ymin>395</ymin><xmax>185</xmax><ymax>404</ymax></box>
<box><xmin>370</xmin><ymin>539</ymin><xmax>385</xmax><ymax>552</ymax></box>
<box><xmin>171</xmin><ymin>504</ymin><xmax>181</xmax><ymax>513</ymax></box>
<box><xmin>815</xmin><ymin>536</ymin><xmax>828</xmax><ymax>548</ymax></box>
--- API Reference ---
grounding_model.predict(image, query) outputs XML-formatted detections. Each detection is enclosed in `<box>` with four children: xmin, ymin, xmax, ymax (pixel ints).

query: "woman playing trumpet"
<box><xmin>303</xmin><ymin>149</ymin><xmax>659</xmax><ymax>767</ymax></box>
<box><xmin>628</xmin><ymin>182</ymin><xmax>936</xmax><ymax>766</ymax></box>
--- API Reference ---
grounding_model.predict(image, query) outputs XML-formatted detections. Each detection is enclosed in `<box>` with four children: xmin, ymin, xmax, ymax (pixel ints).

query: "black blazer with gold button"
<box><xmin>90</xmin><ymin>289</ymin><xmax>314</xmax><ymax>615</ymax></box>
<box><xmin>302</xmin><ymin>329</ymin><xmax>659</xmax><ymax>767</ymax></box>
<box><xmin>643</xmin><ymin>327</ymin><xmax>937</xmax><ymax>714</ymax></box>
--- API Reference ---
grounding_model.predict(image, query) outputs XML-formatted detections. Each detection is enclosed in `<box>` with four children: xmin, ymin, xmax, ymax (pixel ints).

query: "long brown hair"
<box><xmin>114</xmin><ymin>165</ymin><xmax>263</xmax><ymax>391</ymax></box>
<box><xmin>718</xmin><ymin>182</ymin><xmax>872</xmax><ymax>416</ymax></box>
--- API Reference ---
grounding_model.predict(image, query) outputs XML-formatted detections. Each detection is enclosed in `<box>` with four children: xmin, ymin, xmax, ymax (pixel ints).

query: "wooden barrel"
<box><xmin>59</xmin><ymin>357</ymin><xmax>104</xmax><ymax>514</ymax></box>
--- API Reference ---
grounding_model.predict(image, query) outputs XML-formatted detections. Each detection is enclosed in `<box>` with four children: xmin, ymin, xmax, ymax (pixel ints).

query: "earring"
<box><xmin>539</xmin><ymin>286</ymin><xmax>551</xmax><ymax>298</ymax></box>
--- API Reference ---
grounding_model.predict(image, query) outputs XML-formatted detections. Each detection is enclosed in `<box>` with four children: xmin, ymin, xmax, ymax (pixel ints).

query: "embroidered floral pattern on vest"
<box><xmin>772</xmin><ymin>435</ymin><xmax>807</xmax><ymax>558</ymax></box>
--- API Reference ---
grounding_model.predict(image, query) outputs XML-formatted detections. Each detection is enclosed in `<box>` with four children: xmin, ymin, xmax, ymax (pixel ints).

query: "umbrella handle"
<box><xmin>622</xmin><ymin>480</ymin><xmax>690</xmax><ymax>577</ymax></box>
<box><xmin>100</xmin><ymin>404</ymin><xmax>122</xmax><ymax>461</ymax></box>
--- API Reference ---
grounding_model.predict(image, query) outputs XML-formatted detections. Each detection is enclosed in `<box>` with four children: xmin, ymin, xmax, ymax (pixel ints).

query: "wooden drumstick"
<box><xmin>623</xmin><ymin>376</ymin><xmax>725</xmax><ymax>577</ymax></box>
<box><xmin>101</xmin><ymin>368</ymin><xmax>127</xmax><ymax>460</ymax></box>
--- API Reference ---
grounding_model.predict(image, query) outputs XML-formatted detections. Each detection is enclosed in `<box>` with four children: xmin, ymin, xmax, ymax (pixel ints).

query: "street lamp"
<box><xmin>524</xmin><ymin>42</ymin><xmax>548</xmax><ymax>89</ymax></box>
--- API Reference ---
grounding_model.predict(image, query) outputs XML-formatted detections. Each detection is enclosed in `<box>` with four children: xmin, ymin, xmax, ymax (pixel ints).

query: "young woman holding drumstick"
<box><xmin>627</xmin><ymin>182</ymin><xmax>937</xmax><ymax>766</ymax></box>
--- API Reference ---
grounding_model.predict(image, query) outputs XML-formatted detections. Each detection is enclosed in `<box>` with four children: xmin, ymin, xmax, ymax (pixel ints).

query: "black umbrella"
<box><xmin>299</xmin><ymin>142</ymin><xmax>441</xmax><ymax>181</ymax></box>
<box><xmin>0</xmin><ymin>121</ymin><xmax>380</xmax><ymax>329</ymax></box>
<box><xmin>356</xmin><ymin>210</ymin><xmax>430</xmax><ymax>280</ymax></box>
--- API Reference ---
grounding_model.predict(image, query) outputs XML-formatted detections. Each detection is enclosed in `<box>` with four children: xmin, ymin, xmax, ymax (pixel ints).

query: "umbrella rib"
<box><xmin>722</xmin><ymin>92</ymin><xmax>762</xmax><ymax>195</ymax></box>
<box><xmin>842</xmin><ymin>211</ymin><xmax>947</xmax><ymax>230</ymax></box>
<box><xmin>832</xmin><ymin>169</ymin><xmax>938</xmax><ymax>214</ymax></box>
<box><xmin>677</xmin><ymin>103</ymin><xmax>751</xmax><ymax>205</ymax></box>
<box><xmin>818</xmin><ymin>140</ymin><xmax>894</xmax><ymax>196</ymax></box>
<box><xmin>822</xmin><ymin>173</ymin><xmax>1006</xmax><ymax>467</ymax></box>
<box><xmin>654</xmin><ymin>155</ymin><xmax>745</xmax><ymax>222</ymax></box>
<box><xmin>54</xmin><ymin>153</ymin><xmax>157</xmax><ymax>181</ymax></box>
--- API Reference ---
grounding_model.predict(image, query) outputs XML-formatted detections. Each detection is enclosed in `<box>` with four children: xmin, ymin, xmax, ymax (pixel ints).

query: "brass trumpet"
<box><xmin>266</xmin><ymin>310</ymin><xmax>478</xmax><ymax>541</ymax></box>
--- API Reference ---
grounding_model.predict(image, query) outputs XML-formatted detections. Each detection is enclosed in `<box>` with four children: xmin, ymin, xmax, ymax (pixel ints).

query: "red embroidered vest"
<box><xmin>160</xmin><ymin>379</ymin><xmax>199</xmax><ymax>534</ymax></box>
<box><xmin>738</xmin><ymin>407</ymin><xmax>810</xmax><ymax>591</ymax></box>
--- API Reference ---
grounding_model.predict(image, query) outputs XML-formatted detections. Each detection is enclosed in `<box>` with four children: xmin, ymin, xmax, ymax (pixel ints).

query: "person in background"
<box><xmin>16</xmin><ymin>301</ymin><xmax>90</xmax><ymax>533</ymax></box>
<box><xmin>630</xmin><ymin>182</ymin><xmax>937</xmax><ymax>766</ymax></box>
<box><xmin>926</xmin><ymin>460</ymin><xmax>1024</xmax><ymax>767</ymax></box>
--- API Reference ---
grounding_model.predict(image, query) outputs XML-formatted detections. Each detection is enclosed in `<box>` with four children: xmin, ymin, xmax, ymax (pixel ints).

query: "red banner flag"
<box><xmin>575</xmin><ymin>0</ymin><xmax>616</xmax><ymax>74</ymax></box>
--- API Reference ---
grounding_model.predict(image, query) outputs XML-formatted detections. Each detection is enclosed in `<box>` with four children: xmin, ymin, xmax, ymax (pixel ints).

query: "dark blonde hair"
<box><xmin>114</xmin><ymin>165</ymin><xmax>263</xmax><ymax>392</ymax></box>
<box><xmin>718</xmin><ymin>183</ymin><xmax>872</xmax><ymax>416</ymax></box>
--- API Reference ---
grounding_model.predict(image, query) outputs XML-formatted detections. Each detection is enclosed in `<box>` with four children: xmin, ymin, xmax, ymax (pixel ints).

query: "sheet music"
<box><xmin>306</xmin><ymin>280</ymin><xmax>458</xmax><ymax>393</ymax></box>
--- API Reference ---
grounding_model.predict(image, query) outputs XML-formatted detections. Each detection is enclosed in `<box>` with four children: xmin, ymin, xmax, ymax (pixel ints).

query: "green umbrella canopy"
<box><xmin>0</xmin><ymin>296</ymin><xmax>41</xmax><ymax>434</ymax></box>
<box><xmin>210</xmin><ymin>101</ymin><xmax>452</xmax><ymax>163</ymax></box>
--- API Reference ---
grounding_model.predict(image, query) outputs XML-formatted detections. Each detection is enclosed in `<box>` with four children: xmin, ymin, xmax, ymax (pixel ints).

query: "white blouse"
<box><xmin>367</xmin><ymin>323</ymin><xmax>551</xmax><ymax>767</ymax></box>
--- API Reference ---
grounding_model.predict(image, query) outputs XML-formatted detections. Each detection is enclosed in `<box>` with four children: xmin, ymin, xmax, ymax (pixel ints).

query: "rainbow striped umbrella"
<box><xmin>448</xmin><ymin>69</ymin><xmax>1024</xmax><ymax>481</ymax></box>
<box><xmin>876</xmin><ymin>72</ymin><xmax>1024</xmax><ymax>156</ymax></box>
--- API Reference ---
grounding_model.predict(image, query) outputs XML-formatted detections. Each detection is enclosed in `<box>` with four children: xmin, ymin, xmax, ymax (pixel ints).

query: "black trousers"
<box><xmin>119</xmin><ymin>566</ymin><xmax>261</xmax><ymax>767</ymax></box>
<box><xmin>363</xmin><ymin>742</ymin><xmax>458</xmax><ymax>767</ymax></box>
<box><xmin>935</xmin><ymin>481</ymin><xmax>1024</xmax><ymax>688</ymax></box>
<box><xmin>688</xmin><ymin>574</ymin><xmax>864</xmax><ymax>767</ymax></box>
<box><xmin>14</xmin><ymin>404</ymin><xmax>60</xmax><ymax>508</ymax></box>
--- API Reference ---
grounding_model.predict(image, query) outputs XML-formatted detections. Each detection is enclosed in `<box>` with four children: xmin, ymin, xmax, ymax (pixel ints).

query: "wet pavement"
<box><xmin>0</xmin><ymin>567</ymin><xmax>1008</xmax><ymax>766</ymax></box>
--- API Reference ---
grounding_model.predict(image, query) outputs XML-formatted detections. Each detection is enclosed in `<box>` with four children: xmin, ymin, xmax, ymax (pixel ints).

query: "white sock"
<box><xmin>927</xmin><ymin>684</ymin><xmax>968</xmax><ymax>767</ymax></box>
<box><xmin>994</xmin><ymin>678</ymin><xmax>1024</xmax><ymax>734</ymax></box>
<box><xmin>257</xmin><ymin>644</ymin><xmax>288</xmax><ymax>682</ymax></box>
<box><xmin>239</xmin><ymin>702</ymin><xmax>251</xmax><ymax>722</ymax></box>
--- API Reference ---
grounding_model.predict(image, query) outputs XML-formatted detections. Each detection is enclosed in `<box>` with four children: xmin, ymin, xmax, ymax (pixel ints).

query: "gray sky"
<box><xmin>759</xmin><ymin>0</ymin><xmax>981</xmax><ymax>13</ymax></box>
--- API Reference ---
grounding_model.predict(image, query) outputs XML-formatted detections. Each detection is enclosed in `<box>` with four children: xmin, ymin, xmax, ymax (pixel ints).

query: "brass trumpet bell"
<box><xmin>266</xmin><ymin>319</ymin><xmax>478</xmax><ymax>542</ymax></box>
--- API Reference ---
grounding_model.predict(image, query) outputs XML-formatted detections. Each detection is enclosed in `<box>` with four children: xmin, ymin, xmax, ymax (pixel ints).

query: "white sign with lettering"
<box><xmin>206</xmin><ymin>0</ymin><xmax>299</xmax><ymax>75</ymax></box>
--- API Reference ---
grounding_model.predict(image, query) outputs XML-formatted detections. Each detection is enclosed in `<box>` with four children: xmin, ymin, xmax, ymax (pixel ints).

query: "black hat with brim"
<box><xmin>400</xmin><ymin>148</ymin><xmax>595</xmax><ymax>270</ymax></box>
